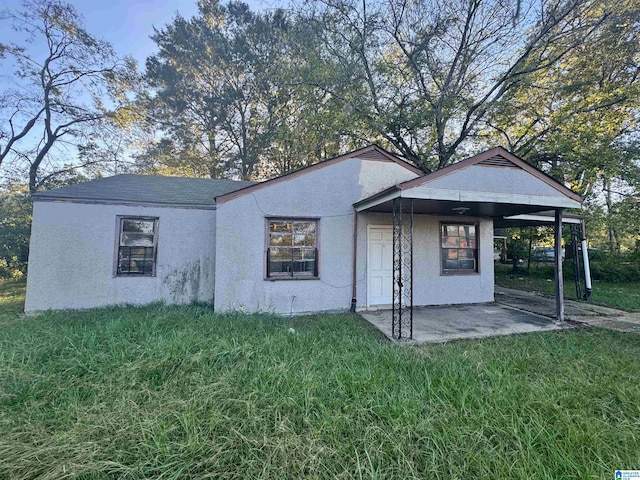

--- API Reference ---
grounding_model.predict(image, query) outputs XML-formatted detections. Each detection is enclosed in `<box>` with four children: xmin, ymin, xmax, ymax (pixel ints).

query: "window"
<box><xmin>115</xmin><ymin>217</ymin><xmax>158</xmax><ymax>276</ymax></box>
<box><xmin>267</xmin><ymin>219</ymin><xmax>318</xmax><ymax>278</ymax></box>
<box><xmin>441</xmin><ymin>223</ymin><xmax>478</xmax><ymax>274</ymax></box>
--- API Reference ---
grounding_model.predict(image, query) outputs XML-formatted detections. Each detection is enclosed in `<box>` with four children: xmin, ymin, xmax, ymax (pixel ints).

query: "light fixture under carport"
<box><xmin>452</xmin><ymin>206</ymin><xmax>470</xmax><ymax>215</ymax></box>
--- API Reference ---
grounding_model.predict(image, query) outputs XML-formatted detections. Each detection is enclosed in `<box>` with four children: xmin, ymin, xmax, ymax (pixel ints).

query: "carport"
<box><xmin>494</xmin><ymin>210</ymin><xmax>592</xmax><ymax>302</ymax></box>
<box><xmin>353</xmin><ymin>147</ymin><xmax>585</xmax><ymax>341</ymax></box>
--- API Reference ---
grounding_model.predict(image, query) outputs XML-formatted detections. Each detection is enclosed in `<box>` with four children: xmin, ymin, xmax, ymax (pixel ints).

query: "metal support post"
<box><xmin>392</xmin><ymin>198</ymin><xmax>413</xmax><ymax>339</ymax></box>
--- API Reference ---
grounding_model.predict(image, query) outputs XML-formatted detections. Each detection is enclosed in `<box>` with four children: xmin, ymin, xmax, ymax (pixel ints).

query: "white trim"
<box><xmin>366</xmin><ymin>224</ymin><xmax>393</xmax><ymax>308</ymax></box>
<box><xmin>356</xmin><ymin>186</ymin><xmax>581</xmax><ymax>214</ymax></box>
<box><xmin>355</xmin><ymin>190</ymin><xmax>400</xmax><ymax>212</ymax></box>
<box><xmin>502</xmin><ymin>213</ymin><xmax>582</xmax><ymax>224</ymax></box>
<box><xmin>400</xmin><ymin>187</ymin><xmax>581</xmax><ymax>209</ymax></box>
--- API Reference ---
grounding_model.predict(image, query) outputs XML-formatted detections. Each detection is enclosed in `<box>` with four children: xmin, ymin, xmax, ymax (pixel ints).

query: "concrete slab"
<box><xmin>494</xmin><ymin>286</ymin><xmax>620</xmax><ymax>318</ymax></box>
<box><xmin>495</xmin><ymin>286</ymin><xmax>640</xmax><ymax>333</ymax></box>
<box><xmin>360</xmin><ymin>303</ymin><xmax>567</xmax><ymax>344</ymax></box>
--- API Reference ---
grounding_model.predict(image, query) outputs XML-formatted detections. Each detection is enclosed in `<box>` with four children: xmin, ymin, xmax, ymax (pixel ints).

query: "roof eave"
<box><xmin>353</xmin><ymin>184</ymin><xmax>401</xmax><ymax>212</ymax></box>
<box><xmin>32</xmin><ymin>196</ymin><xmax>218</xmax><ymax>210</ymax></box>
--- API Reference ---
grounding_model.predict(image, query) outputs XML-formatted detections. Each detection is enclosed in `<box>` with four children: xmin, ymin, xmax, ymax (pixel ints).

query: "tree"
<box><xmin>295</xmin><ymin>0</ymin><xmax>622</xmax><ymax>171</ymax></box>
<box><xmin>0</xmin><ymin>0</ymin><xmax>136</xmax><ymax>191</ymax></box>
<box><xmin>0</xmin><ymin>185</ymin><xmax>31</xmax><ymax>279</ymax></box>
<box><xmin>484</xmin><ymin>0</ymin><xmax>640</xmax><ymax>251</ymax></box>
<box><xmin>144</xmin><ymin>1</ymin><xmax>282</xmax><ymax>179</ymax></box>
<box><xmin>142</xmin><ymin>0</ymin><xmax>349</xmax><ymax>180</ymax></box>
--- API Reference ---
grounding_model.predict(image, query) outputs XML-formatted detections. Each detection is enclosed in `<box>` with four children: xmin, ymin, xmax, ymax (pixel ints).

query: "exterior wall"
<box><xmin>25</xmin><ymin>201</ymin><xmax>216</xmax><ymax>312</ymax></box>
<box><xmin>214</xmin><ymin>157</ymin><xmax>419</xmax><ymax>314</ymax></box>
<box><xmin>356</xmin><ymin>213</ymin><xmax>494</xmax><ymax>308</ymax></box>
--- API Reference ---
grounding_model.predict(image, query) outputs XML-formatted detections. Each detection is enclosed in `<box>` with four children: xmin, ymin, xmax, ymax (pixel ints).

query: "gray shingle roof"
<box><xmin>32</xmin><ymin>174</ymin><xmax>256</xmax><ymax>208</ymax></box>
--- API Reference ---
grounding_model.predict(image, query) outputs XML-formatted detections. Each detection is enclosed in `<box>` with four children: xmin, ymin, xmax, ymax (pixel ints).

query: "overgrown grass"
<box><xmin>494</xmin><ymin>262</ymin><xmax>640</xmax><ymax>312</ymax></box>
<box><xmin>0</xmin><ymin>288</ymin><xmax>639</xmax><ymax>478</ymax></box>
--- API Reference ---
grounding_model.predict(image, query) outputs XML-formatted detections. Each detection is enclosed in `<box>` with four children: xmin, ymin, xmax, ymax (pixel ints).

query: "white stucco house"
<box><xmin>25</xmin><ymin>145</ymin><xmax>583</xmax><ymax>335</ymax></box>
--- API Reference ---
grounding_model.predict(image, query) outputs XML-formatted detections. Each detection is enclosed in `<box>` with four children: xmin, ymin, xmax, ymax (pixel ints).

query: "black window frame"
<box><xmin>266</xmin><ymin>218</ymin><xmax>319</xmax><ymax>280</ymax></box>
<box><xmin>440</xmin><ymin>222</ymin><xmax>479</xmax><ymax>275</ymax></box>
<box><xmin>114</xmin><ymin>216</ymin><xmax>159</xmax><ymax>277</ymax></box>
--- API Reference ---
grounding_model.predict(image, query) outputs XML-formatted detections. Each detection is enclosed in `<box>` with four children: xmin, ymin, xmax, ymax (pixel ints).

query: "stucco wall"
<box><xmin>25</xmin><ymin>201</ymin><xmax>216</xmax><ymax>312</ymax></box>
<box><xmin>356</xmin><ymin>213</ymin><xmax>494</xmax><ymax>308</ymax></box>
<box><xmin>214</xmin><ymin>157</ymin><xmax>419</xmax><ymax>314</ymax></box>
<box><xmin>423</xmin><ymin>165</ymin><xmax>562</xmax><ymax>197</ymax></box>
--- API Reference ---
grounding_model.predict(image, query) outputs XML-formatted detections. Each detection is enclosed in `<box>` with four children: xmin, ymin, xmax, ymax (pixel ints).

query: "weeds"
<box><xmin>1</xmin><ymin>284</ymin><xmax>639</xmax><ymax>478</ymax></box>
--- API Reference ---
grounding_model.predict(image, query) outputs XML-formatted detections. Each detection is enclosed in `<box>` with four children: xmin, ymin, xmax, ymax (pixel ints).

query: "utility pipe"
<box><xmin>581</xmin><ymin>220</ymin><xmax>592</xmax><ymax>299</ymax></box>
<box><xmin>351</xmin><ymin>208</ymin><xmax>358</xmax><ymax>312</ymax></box>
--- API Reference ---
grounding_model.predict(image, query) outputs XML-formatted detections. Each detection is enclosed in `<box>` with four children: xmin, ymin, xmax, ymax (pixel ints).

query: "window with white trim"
<box><xmin>267</xmin><ymin>219</ymin><xmax>318</xmax><ymax>278</ymax></box>
<box><xmin>116</xmin><ymin>217</ymin><xmax>158</xmax><ymax>276</ymax></box>
<box><xmin>441</xmin><ymin>223</ymin><xmax>478</xmax><ymax>273</ymax></box>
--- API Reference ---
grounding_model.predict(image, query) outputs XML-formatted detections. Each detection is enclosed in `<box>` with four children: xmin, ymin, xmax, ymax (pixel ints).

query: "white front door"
<box><xmin>368</xmin><ymin>227</ymin><xmax>393</xmax><ymax>306</ymax></box>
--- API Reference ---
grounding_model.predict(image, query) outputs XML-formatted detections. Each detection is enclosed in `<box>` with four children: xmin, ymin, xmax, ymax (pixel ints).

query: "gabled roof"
<box><xmin>398</xmin><ymin>147</ymin><xmax>583</xmax><ymax>202</ymax></box>
<box><xmin>215</xmin><ymin>144</ymin><xmax>423</xmax><ymax>204</ymax></box>
<box><xmin>32</xmin><ymin>174</ymin><xmax>255</xmax><ymax>208</ymax></box>
<box><xmin>354</xmin><ymin>146</ymin><xmax>583</xmax><ymax>214</ymax></box>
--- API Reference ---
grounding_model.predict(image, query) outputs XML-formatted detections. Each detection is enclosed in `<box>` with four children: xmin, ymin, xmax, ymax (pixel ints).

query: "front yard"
<box><xmin>1</xmin><ymin>281</ymin><xmax>639</xmax><ymax>478</ymax></box>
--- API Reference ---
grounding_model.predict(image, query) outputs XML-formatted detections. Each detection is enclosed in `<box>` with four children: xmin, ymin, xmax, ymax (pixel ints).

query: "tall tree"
<box><xmin>295</xmin><ymin>0</ymin><xmax>621</xmax><ymax>171</ymax></box>
<box><xmin>144</xmin><ymin>1</ymin><xmax>280</xmax><ymax>179</ymax></box>
<box><xmin>0</xmin><ymin>0</ymin><xmax>136</xmax><ymax>191</ymax></box>
<box><xmin>143</xmin><ymin>0</ymin><xmax>348</xmax><ymax>180</ymax></box>
<box><xmin>485</xmin><ymin>0</ymin><xmax>640</xmax><ymax>250</ymax></box>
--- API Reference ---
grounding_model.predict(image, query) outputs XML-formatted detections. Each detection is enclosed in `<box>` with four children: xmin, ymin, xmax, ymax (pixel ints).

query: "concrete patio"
<box><xmin>495</xmin><ymin>286</ymin><xmax>640</xmax><ymax>333</ymax></box>
<box><xmin>360</xmin><ymin>302</ymin><xmax>567</xmax><ymax>344</ymax></box>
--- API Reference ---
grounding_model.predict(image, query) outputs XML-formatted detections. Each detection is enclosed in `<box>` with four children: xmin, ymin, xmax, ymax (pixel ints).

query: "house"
<box><xmin>25</xmin><ymin>145</ymin><xmax>583</xmax><ymax>337</ymax></box>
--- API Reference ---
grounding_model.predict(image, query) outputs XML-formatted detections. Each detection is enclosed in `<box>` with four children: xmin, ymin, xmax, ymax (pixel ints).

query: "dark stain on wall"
<box><xmin>162</xmin><ymin>259</ymin><xmax>202</xmax><ymax>304</ymax></box>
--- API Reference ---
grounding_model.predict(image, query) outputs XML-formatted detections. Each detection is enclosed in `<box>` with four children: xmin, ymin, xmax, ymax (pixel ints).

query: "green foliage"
<box><xmin>294</xmin><ymin>0</ymin><xmax>629</xmax><ymax>170</ymax></box>
<box><xmin>0</xmin><ymin>186</ymin><xmax>31</xmax><ymax>279</ymax></box>
<box><xmin>141</xmin><ymin>1</ymin><xmax>348</xmax><ymax>180</ymax></box>
<box><xmin>0</xmin><ymin>279</ymin><xmax>26</xmax><ymax>322</ymax></box>
<box><xmin>485</xmin><ymin>0</ymin><xmax>640</xmax><ymax>252</ymax></box>
<box><xmin>589</xmin><ymin>254</ymin><xmax>640</xmax><ymax>283</ymax></box>
<box><xmin>1</xmin><ymin>298</ymin><xmax>640</xmax><ymax>478</ymax></box>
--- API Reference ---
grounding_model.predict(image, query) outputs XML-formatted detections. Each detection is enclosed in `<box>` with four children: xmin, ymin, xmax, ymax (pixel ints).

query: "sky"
<box><xmin>2</xmin><ymin>0</ymin><xmax>276</xmax><ymax>66</ymax></box>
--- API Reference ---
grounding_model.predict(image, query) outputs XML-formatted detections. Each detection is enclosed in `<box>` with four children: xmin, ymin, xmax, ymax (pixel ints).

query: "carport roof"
<box><xmin>32</xmin><ymin>174</ymin><xmax>255</xmax><ymax>208</ymax></box>
<box><xmin>495</xmin><ymin>210</ymin><xmax>583</xmax><ymax>228</ymax></box>
<box><xmin>354</xmin><ymin>147</ymin><xmax>583</xmax><ymax>217</ymax></box>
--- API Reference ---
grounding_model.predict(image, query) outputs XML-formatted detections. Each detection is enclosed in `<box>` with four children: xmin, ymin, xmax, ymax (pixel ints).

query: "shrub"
<box><xmin>589</xmin><ymin>256</ymin><xmax>640</xmax><ymax>283</ymax></box>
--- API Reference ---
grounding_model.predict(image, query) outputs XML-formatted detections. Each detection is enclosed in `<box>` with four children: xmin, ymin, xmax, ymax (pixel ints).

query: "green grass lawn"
<box><xmin>494</xmin><ymin>263</ymin><xmax>640</xmax><ymax>312</ymax></box>
<box><xmin>1</xmin><ymin>283</ymin><xmax>640</xmax><ymax>478</ymax></box>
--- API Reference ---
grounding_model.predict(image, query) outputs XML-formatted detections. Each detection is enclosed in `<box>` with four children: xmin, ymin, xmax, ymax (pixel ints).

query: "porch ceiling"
<box><xmin>358</xmin><ymin>197</ymin><xmax>560</xmax><ymax>218</ymax></box>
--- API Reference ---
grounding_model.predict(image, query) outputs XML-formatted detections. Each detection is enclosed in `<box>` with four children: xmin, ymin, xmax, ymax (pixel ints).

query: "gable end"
<box><xmin>215</xmin><ymin>144</ymin><xmax>422</xmax><ymax>204</ymax></box>
<box><xmin>399</xmin><ymin>147</ymin><xmax>583</xmax><ymax>203</ymax></box>
<box><xmin>358</xmin><ymin>149</ymin><xmax>395</xmax><ymax>162</ymax></box>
